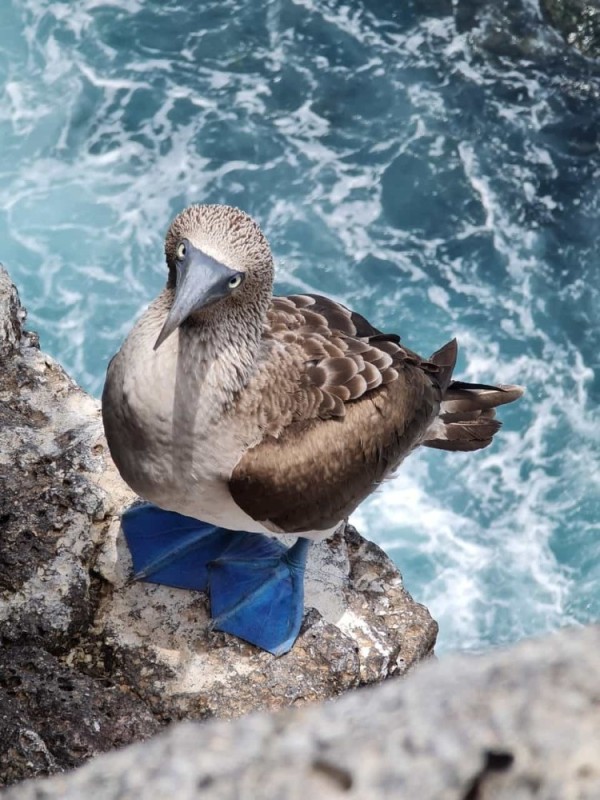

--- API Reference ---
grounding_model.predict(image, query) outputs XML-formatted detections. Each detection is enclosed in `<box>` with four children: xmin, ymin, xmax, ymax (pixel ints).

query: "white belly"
<box><xmin>149</xmin><ymin>476</ymin><xmax>274</xmax><ymax>534</ymax></box>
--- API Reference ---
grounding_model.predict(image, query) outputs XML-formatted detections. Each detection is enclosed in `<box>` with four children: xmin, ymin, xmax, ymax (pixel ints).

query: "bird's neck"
<box><xmin>177</xmin><ymin>301</ymin><xmax>266</xmax><ymax>409</ymax></box>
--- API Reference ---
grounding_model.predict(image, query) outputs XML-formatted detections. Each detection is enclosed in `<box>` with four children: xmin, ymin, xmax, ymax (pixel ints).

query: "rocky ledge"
<box><xmin>5</xmin><ymin>625</ymin><xmax>599</xmax><ymax>800</ymax></box>
<box><xmin>0</xmin><ymin>266</ymin><xmax>437</xmax><ymax>787</ymax></box>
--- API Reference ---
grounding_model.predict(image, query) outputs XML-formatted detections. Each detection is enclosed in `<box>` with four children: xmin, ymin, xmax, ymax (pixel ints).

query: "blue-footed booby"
<box><xmin>102</xmin><ymin>204</ymin><xmax>523</xmax><ymax>655</ymax></box>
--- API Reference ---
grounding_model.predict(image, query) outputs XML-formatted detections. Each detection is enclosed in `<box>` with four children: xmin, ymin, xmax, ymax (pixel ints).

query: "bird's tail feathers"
<box><xmin>423</xmin><ymin>381</ymin><xmax>524</xmax><ymax>452</ymax></box>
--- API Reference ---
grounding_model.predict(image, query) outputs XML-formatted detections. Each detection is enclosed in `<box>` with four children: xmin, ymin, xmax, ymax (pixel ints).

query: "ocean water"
<box><xmin>1</xmin><ymin>0</ymin><xmax>598</xmax><ymax>653</ymax></box>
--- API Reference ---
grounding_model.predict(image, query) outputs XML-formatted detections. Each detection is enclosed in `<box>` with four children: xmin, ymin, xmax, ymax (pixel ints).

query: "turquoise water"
<box><xmin>1</xmin><ymin>0</ymin><xmax>598</xmax><ymax>652</ymax></box>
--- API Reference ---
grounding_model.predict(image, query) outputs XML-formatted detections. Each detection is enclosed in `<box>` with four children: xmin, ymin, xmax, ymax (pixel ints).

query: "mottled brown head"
<box><xmin>165</xmin><ymin>204</ymin><xmax>273</xmax><ymax>292</ymax></box>
<box><xmin>156</xmin><ymin>204</ymin><xmax>274</xmax><ymax>349</ymax></box>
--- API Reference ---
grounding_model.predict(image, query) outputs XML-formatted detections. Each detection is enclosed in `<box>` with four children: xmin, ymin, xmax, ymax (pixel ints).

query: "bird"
<box><xmin>102</xmin><ymin>204</ymin><xmax>523</xmax><ymax>656</ymax></box>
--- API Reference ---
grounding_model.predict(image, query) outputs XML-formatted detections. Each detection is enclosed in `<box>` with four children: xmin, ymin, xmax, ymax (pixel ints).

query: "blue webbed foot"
<box><xmin>121</xmin><ymin>504</ymin><xmax>310</xmax><ymax>656</ymax></box>
<box><xmin>209</xmin><ymin>535</ymin><xmax>310</xmax><ymax>656</ymax></box>
<box><xmin>122</xmin><ymin>504</ymin><xmax>224</xmax><ymax>590</ymax></box>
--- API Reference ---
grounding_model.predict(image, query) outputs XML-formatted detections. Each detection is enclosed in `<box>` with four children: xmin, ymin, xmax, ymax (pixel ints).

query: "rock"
<box><xmin>456</xmin><ymin>0</ymin><xmax>600</xmax><ymax>61</ymax></box>
<box><xmin>540</xmin><ymin>0</ymin><xmax>600</xmax><ymax>58</ymax></box>
<box><xmin>5</xmin><ymin>624</ymin><xmax>599</xmax><ymax>799</ymax></box>
<box><xmin>0</xmin><ymin>648</ymin><xmax>159</xmax><ymax>786</ymax></box>
<box><xmin>0</xmin><ymin>266</ymin><xmax>437</xmax><ymax>786</ymax></box>
<box><xmin>454</xmin><ymin>0</ymin><xmax>555</xmax><ymax>60</ymax></box>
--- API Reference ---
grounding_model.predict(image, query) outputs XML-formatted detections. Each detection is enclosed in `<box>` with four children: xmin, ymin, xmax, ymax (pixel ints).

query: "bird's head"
<box><xmin>155</xmin><ymin>204</ymin><xmax>274</xmax><ymax>350</ymax></box>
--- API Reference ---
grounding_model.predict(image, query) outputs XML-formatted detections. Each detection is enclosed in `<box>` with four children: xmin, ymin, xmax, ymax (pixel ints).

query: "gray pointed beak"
<box><xmin>154</xmin><ymin>242</ymin><xmax>242</xmax><ymax>350</ymax></box>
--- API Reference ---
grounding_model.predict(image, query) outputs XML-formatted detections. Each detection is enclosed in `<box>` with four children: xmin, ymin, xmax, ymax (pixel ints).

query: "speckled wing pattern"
<box><xmin>229</xmin><ymin>294</ymin><xmax>454</xmax><ymax>533</ymax></box>
<box><xmin>266</xmin><ymin>294</ymin><xmax>457</xmax><ymax>415</ymax></box>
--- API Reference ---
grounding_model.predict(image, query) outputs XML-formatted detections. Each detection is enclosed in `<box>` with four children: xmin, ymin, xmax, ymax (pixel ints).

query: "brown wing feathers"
<box><xmin>268</xmin><ymin>294</ymin><xmax>435</xmax><ymax>418</ymax></box>
<box><xmin>229</xmin><ymin>366</ymin><xmax>438</xmax><ymax>533</ymax></box>
<box><xmin>229</xmin><ymin>292</ymin><xmax>522</xmax><ymax>531</ymax></box>
<box><xmin>229</xmin><ymin>294</ymin><xmax>443</xmax><ymax>531</ymax></box>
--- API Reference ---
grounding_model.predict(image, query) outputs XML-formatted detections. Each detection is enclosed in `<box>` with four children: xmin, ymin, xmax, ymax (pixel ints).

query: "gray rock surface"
<box><xmin>455</xmin><ymin>0</ymin><xmax>554</xmax><ymax>60</ymax></box>
<box><xmin>0</xmin><ymin>266</ymin><xmax>437</xmax><ymax>786</ymax></box>
<box><xmin>5</xmin><ymin>624</ymin><xmax>599</xmax><ymax>800</ymax></box>
<box><xmin>456</xmin><ymin>0</ymin><xmax>600</xmax><ymax>61</ymax></box>
<box><xmin>540</xmin><ymin>0</ymin><xmax>600</xmax><ymax>58</ymax></box>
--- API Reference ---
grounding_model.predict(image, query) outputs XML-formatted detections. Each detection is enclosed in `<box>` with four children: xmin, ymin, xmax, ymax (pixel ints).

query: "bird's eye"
<box><xmin>228</xmin><ymin>274</ymin><xmax>243</xmax><ymax>290</ymax></box>
<box><xmin>176</xmin><ymin>242</ymin><xmax>186</xmax><ymax>260</ymax></box>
